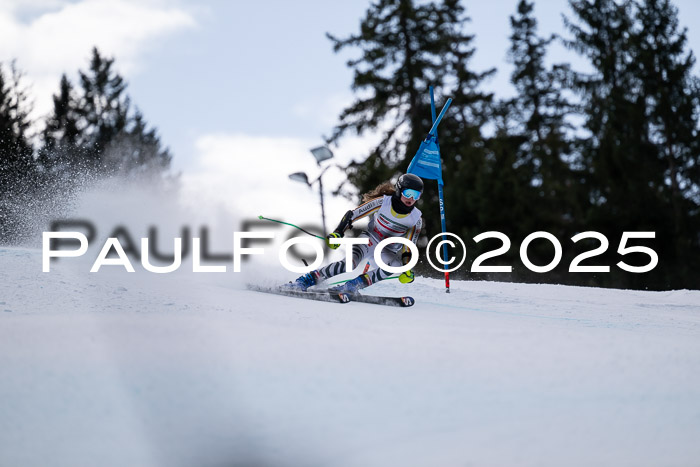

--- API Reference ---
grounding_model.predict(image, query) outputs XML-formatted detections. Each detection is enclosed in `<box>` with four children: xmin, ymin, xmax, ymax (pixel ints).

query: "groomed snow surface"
<box><xmin>1</xmin><ymin>246</ymin><xmax>699</xmax><ymax>467</ymax></box>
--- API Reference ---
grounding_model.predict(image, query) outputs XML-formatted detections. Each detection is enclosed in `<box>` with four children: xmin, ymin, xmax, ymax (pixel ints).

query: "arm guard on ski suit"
<box><xmin>331</xmin><ymin>210</ymin><xmax>354</xmax><ymax>237</ymax></box>
<box><xmin>330</xmin><ymin>196</ymin><xmax>386</xmax><ymax>237</ymax></box>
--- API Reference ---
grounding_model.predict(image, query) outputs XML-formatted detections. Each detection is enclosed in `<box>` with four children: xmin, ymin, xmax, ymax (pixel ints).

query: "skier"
<box><xmin>284</xmin><ymin>173</ymin><xmax>424</xmax><ymax>293</ymax></box>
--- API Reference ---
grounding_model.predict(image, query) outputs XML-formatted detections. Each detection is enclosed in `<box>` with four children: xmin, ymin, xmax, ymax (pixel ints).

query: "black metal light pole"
<box><xmin>288</xmin><ymin>146</ymin><xmax>334</xmax><ymax>234</ymax></box>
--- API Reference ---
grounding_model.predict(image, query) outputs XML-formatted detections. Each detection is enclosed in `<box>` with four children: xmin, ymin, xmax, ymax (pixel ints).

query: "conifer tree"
<box><xmin>632</xmin><ymin>0</ymin><xmax>700</xmax><ymax>286</ymax></box>
<box><xmin>327</xmin><ymin>0</ymin><xmax>496</xmax><ymax>254</ymax></box>
<box><xmin>0</xmin><ymin>61</ymin><xmax>36</xmax><ymax>243</ymax></box>
<box><xmin>39</xmin><ymin>47</ymin><xmax>172</xmax><ymax>182</ymax></box>
<box><xmin>327</xmin><ymin>0</ymin><xmax>494</xmax><ymax>201</ymax></box>
<box><xmin>508</xmin><ymin>0</ymin><xmax>578</xmax><ymax>216</ymax></box>
<box><xmin>564</xmin><ymin>0</ymin><xmax>647</xmax><ymax>287</ymax></box>
<box><xmin>39</xmin><ymin>74</ymin><xmax>83</xmax><ymax>176</ymax></box>
<box><xmin>480</xmin><ymin>0</ymin><xmax>581</xmax><ymax>277</ymax></box>
<box><xmin>101</xmin><ymin>109</ymin><xmax>172</xmax><ymax>180</ymax></box>
<box><xmin>564</xmin><ymin>0</ymin><xmax>700</xmax><ymax>288</ymax></box>
<box><xmin>75</xmin><ymin>47</ymin><xmax>130</xmax><ymax>167</ymax></box>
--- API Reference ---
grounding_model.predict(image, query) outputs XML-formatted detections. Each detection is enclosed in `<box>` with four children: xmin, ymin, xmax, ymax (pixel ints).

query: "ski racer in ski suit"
<box><xmin>286</xmin><ymin>173</ymin><xmax>424</xmax><ymax>293</ymax></box>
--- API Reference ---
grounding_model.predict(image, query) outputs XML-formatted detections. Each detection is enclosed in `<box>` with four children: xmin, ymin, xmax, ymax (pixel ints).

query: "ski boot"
<box><xmin>283</xmin><ymin>270</ymin><xmax>320</xmax><ymax>292</ymax></box>
<box><xmin>331</xmin><ymin>274</ymin><xmax>371</xmax><ymax>294</ymax></box>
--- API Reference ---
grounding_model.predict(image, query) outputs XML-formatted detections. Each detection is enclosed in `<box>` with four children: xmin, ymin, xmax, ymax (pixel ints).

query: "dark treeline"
<box><xmin>328</xmin><ymin>0</ymin><xmax>700</xmax><ymax>290</ymax></box>
<box><xmin>0</xmin><ymin>47</ymin><xmax>172</xmax><ymax>244</ymax></box>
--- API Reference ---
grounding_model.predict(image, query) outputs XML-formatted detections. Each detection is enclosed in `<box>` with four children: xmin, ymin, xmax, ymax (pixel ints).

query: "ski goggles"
<box><xmin>401</xmin><ymin>188</ymin><xmax>422</xmax><ymax>200</ymax></box>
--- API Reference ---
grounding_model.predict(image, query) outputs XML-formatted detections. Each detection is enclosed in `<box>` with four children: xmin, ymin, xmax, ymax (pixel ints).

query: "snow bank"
<box><xmin>1</xmin><ymin>247</ymin><xmax>699</xmax><ymax>467</ymax></box>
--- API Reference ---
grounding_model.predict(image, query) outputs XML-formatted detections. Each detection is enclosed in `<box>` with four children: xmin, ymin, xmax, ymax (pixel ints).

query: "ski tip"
<box><xmin>258</xmin><ymin>215</ymin><xmax>263</xmax><ymax>219</ymax></box>
<box><xmin>337</xmin><ymin>293</ymin><xmax>351</xmax><ymax>303</ymax></box>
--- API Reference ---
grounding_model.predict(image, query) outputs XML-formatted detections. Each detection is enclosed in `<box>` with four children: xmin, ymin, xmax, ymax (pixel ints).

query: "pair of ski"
<box><xmin>248</xmin><ymin>284</ymin><xmax>415</xmax><ymax>308</ymax></box>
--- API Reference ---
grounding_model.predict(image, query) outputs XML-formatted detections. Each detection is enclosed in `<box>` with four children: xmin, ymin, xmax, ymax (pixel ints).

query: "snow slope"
<box><xmin>1</xmin><ymin>246</ymin><xmax>699</xmax><ymax>467</ymax></box>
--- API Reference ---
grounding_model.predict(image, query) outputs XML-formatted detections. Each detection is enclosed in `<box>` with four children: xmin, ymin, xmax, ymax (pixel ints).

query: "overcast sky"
<box><xmin>2</xmin><ymin>0</ymin><xmax>700</xmax><ymax>231</ymax></box>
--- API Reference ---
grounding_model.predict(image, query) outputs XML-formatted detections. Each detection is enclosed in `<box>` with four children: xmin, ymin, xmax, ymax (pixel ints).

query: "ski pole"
<box><xmin>258</xmin><ymin>215</ymin><xmax>325</xmax><ymax>240</ymax></box>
